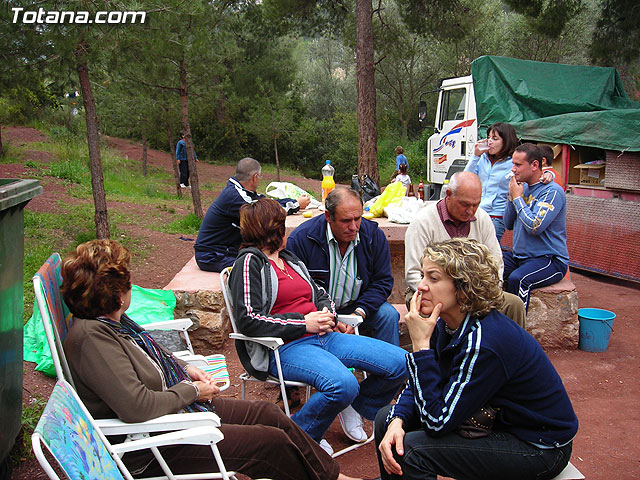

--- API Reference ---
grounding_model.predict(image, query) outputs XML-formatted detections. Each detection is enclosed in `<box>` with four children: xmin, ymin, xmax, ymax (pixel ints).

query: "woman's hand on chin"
<box><xmin>405</xmin><ymin>291</ymin><xmax>441</xmax><ymax>351</ymax></box>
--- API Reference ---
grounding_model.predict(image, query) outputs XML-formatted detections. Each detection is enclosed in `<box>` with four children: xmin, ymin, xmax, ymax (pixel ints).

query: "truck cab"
<box><xmin>426</xmin><ymin>76</ymin><xmax>476</xmax><ymax>197</ymax></box>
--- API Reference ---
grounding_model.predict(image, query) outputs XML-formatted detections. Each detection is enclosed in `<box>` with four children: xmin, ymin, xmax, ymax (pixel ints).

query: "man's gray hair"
<box><xmin>448</xmin><ymin>172</ymin><xmax>461</xmax><ymax>196</ymax></box>
<box><xmin>448</xmin><ymin>171</ymin><xmax>482</xmax><ymax>196</ymax></box>
<box><xmin>235</xmin><ymin>157</ymin><xmax>261</xmax><ymax>182</ymax></box>
<box><xmin>325</xmin><ymin>187</ymin><xmax>363</xmax><ymax>220</ymax></box>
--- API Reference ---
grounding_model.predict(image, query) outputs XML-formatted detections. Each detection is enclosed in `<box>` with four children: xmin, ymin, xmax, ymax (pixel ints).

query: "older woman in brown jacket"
<box><xmin>61</xmin><ymin>239</ymin><xmax>364</xmax><ymax>480</ymax></box>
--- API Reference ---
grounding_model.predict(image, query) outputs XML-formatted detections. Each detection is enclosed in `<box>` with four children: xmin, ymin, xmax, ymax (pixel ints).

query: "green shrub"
<box><xmin>162</xmin><ymin>213</ymin><xmax>202</xmax><ymax>235</ymax></box>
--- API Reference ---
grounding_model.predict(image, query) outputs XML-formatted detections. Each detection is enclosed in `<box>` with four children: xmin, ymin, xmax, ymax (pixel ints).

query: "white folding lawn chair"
<box><xmin>32</xmin><ymin>253</ymin><xmax>236</xmax><ymax>478</ymax></box>
<box><xmin>220</xmin><ymin>266</ymin><xmax>374</xmax><ymax>457</ymax></box>
<box><xmin>32</xmin><ymin>380</ymin><xmax>235</xmax><ymax>480</ymax></box>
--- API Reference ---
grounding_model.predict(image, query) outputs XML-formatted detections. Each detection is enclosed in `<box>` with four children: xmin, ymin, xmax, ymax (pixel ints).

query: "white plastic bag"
<box><xmin>265</xmin><ymin>182</ymin><xmax>322</xmax><ymax>209</ymax></box>
<box><xmin>385</xmin><ymin>196</ymin><xmax>428</xmax><ymax>223</ymax></box>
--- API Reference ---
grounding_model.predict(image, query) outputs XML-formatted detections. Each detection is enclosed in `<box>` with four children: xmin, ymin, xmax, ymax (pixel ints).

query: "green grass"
<box><xmin>161</xmin><ymin>212</ymin><xmax>202</xmax><ymax>235</ymax></box>
<box><xmin>0</xmin><ymin>141</ymin><xmax>22</xmax><ymax>164</ymax></box>
<box><xmin>10</xmin><ymin>395</ymin><xmax>47</xmax><ymax>464</ymax></box>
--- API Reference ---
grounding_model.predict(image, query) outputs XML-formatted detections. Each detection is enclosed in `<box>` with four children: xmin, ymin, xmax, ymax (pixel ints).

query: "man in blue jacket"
<box><xmin>504</xmin><ymin>143</ymin><xmax>569</xmax><ymax>310</ymax></box>
<box><xmin>287</xmin><ymin>187</ymin><xmax>400</xmax><ymax>346</ymax></box>
<box><xmin>175</xmin><ymin>134</ymin><xmax>197</xmax><ymax>188</ymax></box>
<box><xmin>195</xmin><ymin>157</ymin><xmax>309</xmax><ymax>272</ymax></box>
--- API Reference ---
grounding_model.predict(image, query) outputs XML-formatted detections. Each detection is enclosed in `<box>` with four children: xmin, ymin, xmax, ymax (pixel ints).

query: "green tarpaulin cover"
<box><xmin>471</xmin><ymin>56</ymin><xmax>640</xmax><ymax>152</ymax></box>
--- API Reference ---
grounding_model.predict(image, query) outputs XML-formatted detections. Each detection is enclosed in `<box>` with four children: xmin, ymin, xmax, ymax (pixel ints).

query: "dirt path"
<box><xmin>5</xmin><ymin>127</ymin><xmax>640</xmax><ymax>479</ymax></box>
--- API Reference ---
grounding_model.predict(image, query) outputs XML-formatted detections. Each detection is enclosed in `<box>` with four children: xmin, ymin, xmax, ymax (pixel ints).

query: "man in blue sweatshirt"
<box><xmin>503</xmin><ymin>143</ymin><xmax>569</xmax><ymax>309</ymax></box>
<box><xmin>194</xmin><ymin>157</ymin><xmax>309</xmax><ymax>272</ymax></box>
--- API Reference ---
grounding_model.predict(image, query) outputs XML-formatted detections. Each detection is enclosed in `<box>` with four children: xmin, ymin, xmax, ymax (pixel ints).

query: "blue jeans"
<box><xmin>374</xmin><ymin>406</ymin><xmax>572</xmax><ymax>480</ymax></box>
<box><xmin>269</xmin><ymin>332</ymin><xmax>407</xmax><ymax>441</ymax></box>
<box><xmin>503</xmin><ymin>252</ymin><xmax>567</xmax><ymax>310</ymax></box>
<box><xmin>338</xmin><ymin>301</ymin><xmax>400</xmax><ymax>346</ymax></box>
<box><xmin>491</xmin><ymin>216</ymin><xmax>505</xmax><ymax>243</ymax></box>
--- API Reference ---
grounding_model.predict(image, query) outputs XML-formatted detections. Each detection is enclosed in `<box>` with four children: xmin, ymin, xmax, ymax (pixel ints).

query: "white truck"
<box><xmin>417</xmin><ymin>55</ymin><xmax>640</xmax><ymax>283</ymax></box>
<box><xmin>419</xmin><ymin>75</ymin><xmax>477</xmax><ymax>199</ymax></box>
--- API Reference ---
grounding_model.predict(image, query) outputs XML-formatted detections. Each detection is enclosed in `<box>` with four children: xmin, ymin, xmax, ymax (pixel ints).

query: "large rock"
<box><xmin>173</xmin><ymin>290</ymin><xmax>230</xmax><ymax>353</ymax></box>
<box><xmin>165</xmin><ymin>257</ymin><xmax>231</xmax><ymax>353</ymax></box>
<box><xmin>526</xmin><ymin>279</ymin><xmax>579</xmax><ymax>349</ymax></box>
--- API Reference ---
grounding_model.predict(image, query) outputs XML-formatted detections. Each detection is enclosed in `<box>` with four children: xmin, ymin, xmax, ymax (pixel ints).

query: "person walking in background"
<box><xmin>176</xmin><ymin>133</ymin><xmax>198</xmax><ymax>188</ymax></box>
<box><xmin>395</xmin><ymin>146</ymin><xmax>408</xmax><ymax>172</ymax></box>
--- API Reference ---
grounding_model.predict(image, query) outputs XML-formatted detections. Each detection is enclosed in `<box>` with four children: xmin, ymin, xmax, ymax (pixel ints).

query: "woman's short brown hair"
<box><xmin>239</xmin><ymin>198</ymin><xmax>286</xmax><ymax>254</ymax></box>
<box><xmin>60</xmin><ymin>239</ymin><xmax>131</xmax><ymax>319</ymax></box>
<box><xmin>422</xmin><ymin>238</ymin><xmax>505</xmax><ymax>316</ymax></box>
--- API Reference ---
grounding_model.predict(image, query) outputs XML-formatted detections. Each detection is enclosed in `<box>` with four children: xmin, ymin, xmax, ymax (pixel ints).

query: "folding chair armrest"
<box><xmin>111</xmin><ymin>426</ymin><xmax>224</xmax><ymax>454</ymax></box>
<box><xmin>145</xmin><ymin>318</ymin><xmax>193</xmax><ymax>331</ymax></box>
<box><xmin>97</xmin><ymin>411</ymin><xmax>222</xmax><ymax>435</ymax></box>
<box><xmin>229</xmin><ymin>333</ymin><xmax>284</xmax><ymax>350</ymax></box>
<box><xmin>174</xmin><ymin>352</ymin><xmax>209</xmax><ymax>368</ymax></box>
<box><xmin>337</xmin><ymin>314</ymin><xmax>363</xmax><ymax>328</ymax></box>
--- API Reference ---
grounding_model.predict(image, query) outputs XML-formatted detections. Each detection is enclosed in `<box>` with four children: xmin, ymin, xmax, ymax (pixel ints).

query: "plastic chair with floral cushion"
<box><xmin>32</xmin><ymin>380</ymin><xmax>236</xmax><ymax>480</ymax></box>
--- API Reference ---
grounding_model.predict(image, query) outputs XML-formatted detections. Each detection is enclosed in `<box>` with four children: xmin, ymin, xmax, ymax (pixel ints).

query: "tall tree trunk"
<box><xmin>179</xmin><ymin>56</ymin><xmax>203</xmax><ymax>218</ymax></box>
<box><xmin>356</xmin><ymin>0</ymin><xmax>379</xmax><ymax>186</ymax></box>
<box><xmin>141</xmin><ymin>132</ymin><xmax>148</xmax><ymax>176</ymax></box>
<box><xmin>401</xmin><ymin>117</ymin><xmax>408</xmax><ymax>141</ymax></box>
<box><xmin>165</xmin><ymin>110</ymin><xmax>182</xmax><ymax>198</ymax></box>
<box><xmin>0</xmin><ymin>125</ymin><xmax>3</xmax><ymax>157</ymax></box>
<box><xmin>76</xmin><ymin>41</ymin><xmax>109</xmax><ymax>239</ymax></box>
<box><xmin>274</xmin><ymin>132</ymin><xmax>281</xmax><ymax>182</ymax></box>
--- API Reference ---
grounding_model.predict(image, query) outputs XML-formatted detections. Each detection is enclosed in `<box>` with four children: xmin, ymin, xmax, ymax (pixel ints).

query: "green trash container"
<box><xmin>0</xmin><ymin>178</ymin><xmax>42</xmax><ymax>474</ymax></box>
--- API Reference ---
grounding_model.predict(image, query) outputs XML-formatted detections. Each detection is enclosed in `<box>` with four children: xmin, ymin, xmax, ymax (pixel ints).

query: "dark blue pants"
<box><xmin>179</xmin><ymin>160</ymin><xmax>190</xmax><ymax>186</ymax></box>
<box><xmin>195</xmin><ymin>246</ymin><xmax>238</xmax><ymax>273</ymax></box>
<box><xmin>374</xmin><ymin>406</ymin><xmax>572</xmax><ymax>480</ymax></box>
<box><xmin>502</xmin><ymin>252</ymin><xmax>567</xmax><ymax>310</ymax></box>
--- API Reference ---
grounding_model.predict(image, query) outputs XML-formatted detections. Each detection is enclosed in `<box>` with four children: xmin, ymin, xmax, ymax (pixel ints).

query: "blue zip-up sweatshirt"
<box><xmin>504</xmin><ymin>181</ymin><xmax>569</xmax><ymax>263</ymax></box>
<box><xmin>286</xmin><ymin>214</ymin><xmax>394</xmax><ymax>318</ymax></box>
<box><xmin>464</xmin><ymin>153</ymin><xmax>512</xmax><ymax>217</ymax></box>
<box><xmin>195</xmin><ymin>178</ymin><xmax>300</xmax><ymax>263</ymax></box>
<box><xmin>388</xmin><ymin>310</ymin><xmax>578</xmax><ymax>447</ymax></box>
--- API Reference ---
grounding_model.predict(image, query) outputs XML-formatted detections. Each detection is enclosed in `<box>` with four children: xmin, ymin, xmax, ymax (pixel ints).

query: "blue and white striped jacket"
<box><xmin>388</xmin><ymin>310</ymin><xmax>578</xmax><ymax>447</ymax></box>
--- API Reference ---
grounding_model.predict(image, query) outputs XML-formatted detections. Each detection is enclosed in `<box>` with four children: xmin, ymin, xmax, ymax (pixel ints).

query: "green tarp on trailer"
<box><xmin>471</xmin><ymin>55</ymin><xmax>640</xmax><ymax>152</ymax></box>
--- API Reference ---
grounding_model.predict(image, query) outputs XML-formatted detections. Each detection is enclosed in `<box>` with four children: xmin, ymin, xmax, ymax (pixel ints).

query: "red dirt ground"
<box><xmin>4</xmin><ymin>126</ymin><xmax>640</xmax><ymax>479</ymax></box>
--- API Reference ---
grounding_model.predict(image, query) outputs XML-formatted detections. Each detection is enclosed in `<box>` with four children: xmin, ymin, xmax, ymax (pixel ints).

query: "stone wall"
<box><xmin>173</xmin><ymin>290</ymin><xmax>230</xmax><ymax>354</ymax></box>
<box><xmin>526</xmin><ymin>280</ymin><xmax>579</xmax><ymax>349</ymax></box>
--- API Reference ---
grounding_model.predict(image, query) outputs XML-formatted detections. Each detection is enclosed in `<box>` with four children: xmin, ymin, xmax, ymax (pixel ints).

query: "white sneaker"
<box><xmin>180</xmin><ymin>183</ymin><xmax>187</xmax><ymax>188</ymax></box>
<box><xmin>319</xmin><ymin>438</ymin><xmax>334</xmax><ymax>456</ymax></box>
<box><xmin>338</xmin><ymin>405</ymin><xmax>367</xmax><ymax>442</ymax></box>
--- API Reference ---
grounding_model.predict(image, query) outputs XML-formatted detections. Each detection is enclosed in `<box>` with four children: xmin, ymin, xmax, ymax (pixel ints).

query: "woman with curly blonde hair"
<box><xmin>374</xmin><ymin>238</ymin><xmax>578</xmax><ymax>480</ymax></box>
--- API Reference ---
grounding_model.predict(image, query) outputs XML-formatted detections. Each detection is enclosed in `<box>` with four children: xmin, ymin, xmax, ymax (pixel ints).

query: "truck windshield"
<box><xmin>438</xmin><ymin>88</ymin><xmax>467</xmax><ymax>130</ymax></box>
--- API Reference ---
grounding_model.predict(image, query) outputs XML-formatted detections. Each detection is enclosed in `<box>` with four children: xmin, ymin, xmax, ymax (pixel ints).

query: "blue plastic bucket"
<box><xmin>578</xmin><ymin>308</ymin><xmax>616</xmax><ymax>352</ymax></box>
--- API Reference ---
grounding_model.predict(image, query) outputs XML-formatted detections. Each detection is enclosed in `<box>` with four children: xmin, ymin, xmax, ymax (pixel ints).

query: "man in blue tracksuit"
<box><xmin>194</xmin><ymin>157</ymin><xmax>308</xmax><ymax>272</ymax></box>
<box><xmin>287</xmin><ymin>187</ymin><xmax>400</xmax><ymax>346</ymax></box>
<box><xmin>503</xmin><ymin>143</ymin><xmax>569</xmax><ymax>309</ymax></box>
<box><xmin>176</xmin><ymin>134</ymin><xmax>197</xmax><ymax>188</ymax></box>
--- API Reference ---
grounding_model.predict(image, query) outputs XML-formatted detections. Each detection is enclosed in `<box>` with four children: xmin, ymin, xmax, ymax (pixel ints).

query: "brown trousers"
<box><xmin>125</xmin><ymin>398</ymin><xmax>340</xmax><ymax>480</ymax></box>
